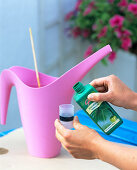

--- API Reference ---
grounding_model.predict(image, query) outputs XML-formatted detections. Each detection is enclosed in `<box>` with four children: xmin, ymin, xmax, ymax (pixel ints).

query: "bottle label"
<box><xmin>79</xmin><ymin>96</ymin><xmax>120</xmax><ymax>133</ymax></box>
<box><xmin>104</xmin><ymin>118</ymin><xmax>120</xmax><ymax>132</ymax></box>
<box><xmin>86</xmin><ymin>101</ymin><xmax>102</xmax><ymax>114</ymax></box>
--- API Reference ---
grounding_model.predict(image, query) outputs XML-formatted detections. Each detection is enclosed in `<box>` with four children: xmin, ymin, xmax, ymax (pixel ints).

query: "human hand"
<box><xmin>54</xmin><ymin>116</ymin><xmax>104</xmax><ymax>159</ymax></box>
<box><xmin>88</xmin><ymin>75</ymin><xmax>137</xmax><ymax>111</ymax></box>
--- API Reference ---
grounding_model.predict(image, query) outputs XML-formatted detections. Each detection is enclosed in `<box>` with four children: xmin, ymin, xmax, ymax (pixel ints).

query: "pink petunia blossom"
<box><xmin>82</xmin><ymin>29</ymin><xmax>90</xmax><ymax>38</ymax></box>
<box><xmin>89</xmin><ymin>2</ymin><xmax>95</xmax><ymax>8</ymax></box>
<box><xmin>128</xmin><ymin>3</ymin><xmax>137</xmax><ymax>15</ymax></box>
<box><xmin>114</xmin><ymin>27</ymin><xmax>123</xmax><ymax>38</ymax></box>
<box><xmin>72</xmin><ymin>27</ymin><xmax>81</xmax><ymax>38</ymax></box>
<box><xmin>83</xmin><ymin>6</ymin><xmax>92</xmax><ymax>16</ymax></box>
<box><xmin>121</xmin><ymin>36</ymin><xmax>132</xmax><ymax>50</ymax></box>
<box><xmin>122</xmin><ymin>29</ymin><xmax>131</xmax><ymax>36</ymax></box>
<box><xmin>92</xmin><ymin>24</ymin><xmax>97</xmax><ymax>30</ymax></box>
<box><xmin>118</xmin><ymin>0</ymin><xmax>128</xmax><ymax>7</ymax></box>
<box><xmin>65</xmin><ymin>11</ymin><xmax>74</xmax><ymax>21</ymax></box>
<box><xmin>115</xmin><ymin>27</ymin><xmax>131</xmax><ymax>38</ymax></box>
<box><xmin>108</xmin><ymin>0</ymin><xmax>115</xmax><ymax>3</ymax></box>
<box><xmin>109</xmin><ymin>15</ymin><xmax>124</xmax><ymax>27</ymax></box>
<box><xmin>108</xmin><ymin>51</ymin><xmax>116</xmax><ymax>63</ymax></box>
<box><xmin>83</xmin><ymin>2</ymin><xmax>94</xmax><ymax>16</ymax></box>
<box><xmin>75</xmin><ymin>0</ymin><xmax>82</xmax><ymax>10</ymax></box>
<box><xmin>98</xmin><ymin>26</ymin><xmax>107</xmax><ymax>38</ymax></box>
<box><xmin>83</xmin><ymin>45</ymin><xmax>93</xmax><ymax>58</ymax></box>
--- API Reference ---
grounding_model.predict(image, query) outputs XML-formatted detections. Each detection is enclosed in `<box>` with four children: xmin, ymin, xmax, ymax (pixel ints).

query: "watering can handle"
<box><xmin>0</xmin><ymin>70</ymin><xmax>14</xmax><ymax>125</ymax></box>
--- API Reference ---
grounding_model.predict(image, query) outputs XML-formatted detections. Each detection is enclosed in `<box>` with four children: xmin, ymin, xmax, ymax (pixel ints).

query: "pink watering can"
<box><xmin>0</xmin><ymin>45</ymin><xmax>112</xmax><ymax>158</ymax></box>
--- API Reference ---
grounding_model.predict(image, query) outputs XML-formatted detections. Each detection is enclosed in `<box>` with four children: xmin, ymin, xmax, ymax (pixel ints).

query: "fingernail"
<box><xmin>88</xmin><ymin>94</ymin><xmax>93</xmax><ymax>99</ymax></box>
<box><xmin>55</xmin><ymin>119</ymin><xmax>59</xmax><ymax>124</ymax></box>
<box><xmin>74</xmin><ymin>116</ymin><xmax>78</xmax><ymax>121</ymax></box>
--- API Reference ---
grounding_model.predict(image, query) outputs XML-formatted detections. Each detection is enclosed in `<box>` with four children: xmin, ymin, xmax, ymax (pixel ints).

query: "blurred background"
<box><xmin>0</xmin><ymin>0</ymin><xmax>137</xmax><ymax>131</ymax></box>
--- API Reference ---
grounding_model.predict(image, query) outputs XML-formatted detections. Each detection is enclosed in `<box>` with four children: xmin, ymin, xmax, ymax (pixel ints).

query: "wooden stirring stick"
<box><xmin>29</xmin><ymin>27</ymin><xmax>41</xmax><ymax>88</ymax></box>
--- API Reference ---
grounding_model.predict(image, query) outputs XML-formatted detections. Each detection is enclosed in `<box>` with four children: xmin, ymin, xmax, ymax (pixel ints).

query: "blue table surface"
<box><xmin>1</xmin><ymin>110</ymin><xmax>137</xmax><ymax>146</ymax></box>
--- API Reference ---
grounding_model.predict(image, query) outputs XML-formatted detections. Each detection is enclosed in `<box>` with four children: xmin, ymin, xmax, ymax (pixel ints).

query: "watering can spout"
<box><xmin>58</xmin><ymin>45</ymin><xmax>112</xmax><ymax>92</ymax></box>
<box><xmin>73</xmin><ymin>44</ymin><xmax>112</xmax><ymax>79</ymax></box>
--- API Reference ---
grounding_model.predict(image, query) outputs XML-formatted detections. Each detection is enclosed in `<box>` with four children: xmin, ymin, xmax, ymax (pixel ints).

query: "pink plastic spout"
<box><xmin>56</xmin><ymin>44</ymin><xmax>112</xmax><ymax>99</ymax></box>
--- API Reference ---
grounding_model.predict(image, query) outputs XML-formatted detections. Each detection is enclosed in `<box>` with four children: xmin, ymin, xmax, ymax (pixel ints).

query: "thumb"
<box><xmin>73</xmin><ymin>116</ymin><xmax>84</xmax><ymax>130</ymax></box>
<box><xmin>88</xmin><ymin>92</ymin><xmax>110</xmax><ymax>102</ymax></box>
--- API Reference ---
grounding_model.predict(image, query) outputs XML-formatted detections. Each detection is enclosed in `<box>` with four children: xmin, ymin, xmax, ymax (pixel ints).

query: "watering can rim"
<box><xmin>5</xmin><ymin>65</ymin><xmax>77</xmax><ymax>90</ymax></box>
<box><xmin>7</xmin><ymin>66</ymin><xmax>59</xmax><ymax>89</ymax></box>
<box><xmin>6</xmin><ymin>63</ymin><xmax>84</xmax><ymax>90</ymax></box>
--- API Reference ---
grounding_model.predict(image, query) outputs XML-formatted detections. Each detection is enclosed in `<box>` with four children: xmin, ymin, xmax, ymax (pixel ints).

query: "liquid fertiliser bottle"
<box><xmin>73</xmin><ymin>82</ymin><xmax>123</xmax><ymax>135</ymax></box>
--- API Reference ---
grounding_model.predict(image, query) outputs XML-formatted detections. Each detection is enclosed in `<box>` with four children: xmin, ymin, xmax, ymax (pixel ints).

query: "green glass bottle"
<box><xmin>73</xmin><ymin>82</ymin><xmax>123</xmax><ymax>135</ymax></box>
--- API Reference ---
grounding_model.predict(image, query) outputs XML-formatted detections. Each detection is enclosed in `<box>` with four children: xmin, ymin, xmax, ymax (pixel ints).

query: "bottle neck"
<box><xmin>73</xmin><ymin>82</ymin><xmax>85</xmax><ymax>94</ymax></box>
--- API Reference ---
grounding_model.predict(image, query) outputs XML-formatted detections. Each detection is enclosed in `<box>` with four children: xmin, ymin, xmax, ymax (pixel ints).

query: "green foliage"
<box><xmin>65</xmin><ymin>0</ymin><xmax>137</xmax><ymax>63</ymax></box>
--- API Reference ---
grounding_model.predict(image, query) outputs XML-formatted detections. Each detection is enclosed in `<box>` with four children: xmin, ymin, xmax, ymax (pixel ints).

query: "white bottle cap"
<box><xmin>59</xmin><ymin>104</ymin><xmax>74</xmax><ymax>117</ymax></box>
<box><xmin>59</xmin><ymin>104</ymin><xmax>74</xmax><ymax>129</ymax></box>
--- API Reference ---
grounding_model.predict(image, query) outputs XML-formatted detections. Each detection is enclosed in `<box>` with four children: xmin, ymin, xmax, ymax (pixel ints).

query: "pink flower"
<box><xmin>83</xmin><ymin>6</ymin><xmax>92</xmax><ymax>16</ymax></box>
<box><xmin>82</xmin><ymin>29</ymin><xmax>90</xmax><ymax>38</ymax></box>
<box><xmin>83</xmin><ymin>2</ymin><xmax>94</xmax><ymax>16</ymax></box>
<box><xmin>115</xmin><ymin>27</ymin><xmax>123</xmax><ymax>38</ymax></box>
<box><xmin>122</xmin><ymin>29</ymin><xmax>131</xmax><ymax>36</ymax></box>
<box><xmin>65</xmin><ymin>11</ymin><xmax>74</xmax><ymax>21</ymax></box>
<box><xmin>108</xmin><ymin>52</ymin><xmax>116</xmax><ymax>63</ymax></box>
<box><xmin>92</xmin><ymin>24</ymin><xmax>97</xmax><ymax>30</ymax></box>
<box><xmin>118</xmin><ymin>0</ymin><xmax>128</xmax><ymax>7</ymax></box>
<box><xmin>109</xmin><ymin>15</ymin><xmax>124</xmax><ymax>27</ymax></box>
<box><xmin>98</xmin><ymin>26</ymin><xmax>107</xmax><ymax>38</ymax></box>
<box><xmin>89</xmin><ymin>2</ymin><xmax>95</xmax><ymax>8</ymax></box>
<box><xmin>83</xmin><ymin>45</ymin><xmax>93</xmax><ymax>58</ymax></box>
<box><xmin>128</xmin><ymin>3</ymin><xmax>137</xmax><ymax>15</ymax></box>
<box><xmin>115</xmin><ymin>27</ymin><xmax>131</xmax><ymax>38</ymax></box>
<box><xmin>121</xmin><ymin>37</ymin><xmax>132</xmax><ymax>50</ymax></box>
<box><xmin>108</xmin><ymin>0</ymin><xmax>115</xmax><ymax>3</ymax></box>
<box><xmin>72</xmin><ymin>27</ymin><xmax>81</xmax><ymax>38</ymax></box>
<box><xmin>75</xmin><ymin>0</ymin><xmax>82</xmax><ymax>10</ymax></box>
